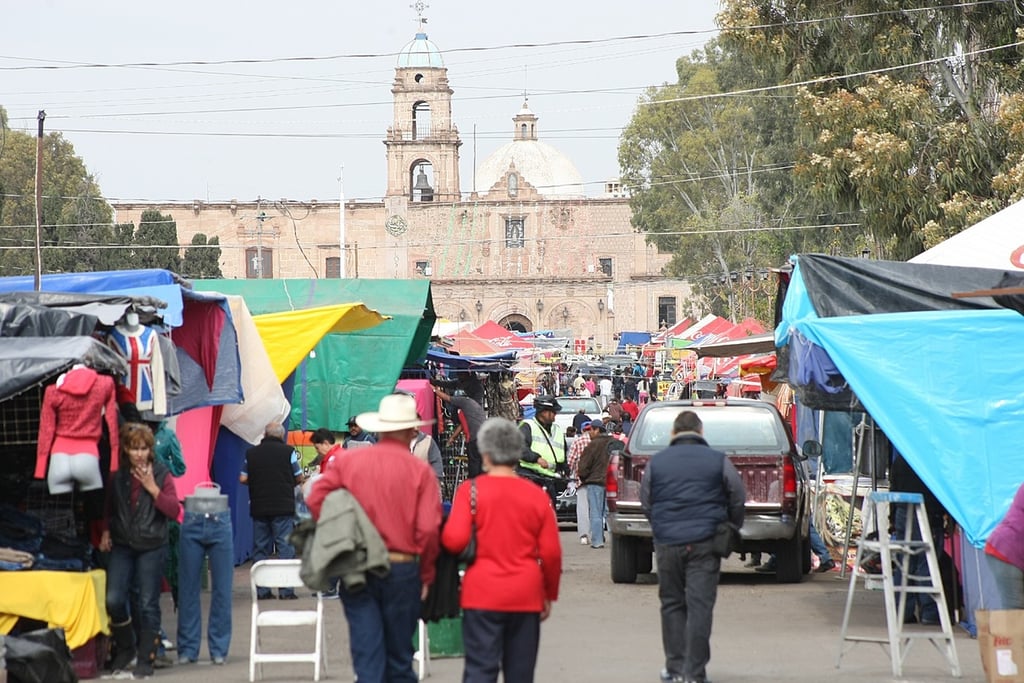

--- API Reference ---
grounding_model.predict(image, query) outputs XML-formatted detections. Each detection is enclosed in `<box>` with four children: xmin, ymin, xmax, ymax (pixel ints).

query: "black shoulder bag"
<box><xmin>457</xmin><ymin>479</ymin><xmax>478</xmax><ymax>565</ymax></box>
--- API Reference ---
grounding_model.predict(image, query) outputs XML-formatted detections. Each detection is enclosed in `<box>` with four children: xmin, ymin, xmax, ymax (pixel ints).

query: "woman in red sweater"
<box><xmin>442</xmin><ymin>417</ymin><xmax>562</xmax><ymax>683</ymax></box>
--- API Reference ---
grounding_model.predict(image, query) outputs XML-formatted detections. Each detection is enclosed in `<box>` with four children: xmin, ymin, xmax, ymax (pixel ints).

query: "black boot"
<box><xmin>108</xmin><ymin>619</ymin><xmax>136</xmax><ymax>673</ymax></box>
<box><xmin>133</xmin><ymin>629</ymin><xmax>159</xmax><ymax>679</ymax></box>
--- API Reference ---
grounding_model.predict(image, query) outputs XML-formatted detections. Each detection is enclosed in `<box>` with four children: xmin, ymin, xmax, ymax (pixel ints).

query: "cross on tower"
<box><xmin>411</xmin><ymin>1</ymin><xmax>429</xmax><ymax>30</ymax></box>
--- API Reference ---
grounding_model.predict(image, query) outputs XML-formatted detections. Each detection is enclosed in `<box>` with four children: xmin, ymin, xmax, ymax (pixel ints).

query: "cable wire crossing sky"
<box><xmin>0</xmin><ymin>1</ymin><xmax>720</xmax><ymax>204</ymax></box>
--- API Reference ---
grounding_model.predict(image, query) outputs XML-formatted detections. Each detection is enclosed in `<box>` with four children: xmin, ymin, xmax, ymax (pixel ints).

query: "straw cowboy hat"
<box><xmin>356</xmin><ymin>393</ymin><xmax>435</xmax><ymax>433</ymax></box>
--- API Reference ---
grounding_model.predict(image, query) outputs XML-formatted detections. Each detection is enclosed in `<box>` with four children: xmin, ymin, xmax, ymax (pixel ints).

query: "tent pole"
<box><xmin>839</xmin><ymin>412</ymin><xmax>867</xmax><ymax>579</ymax></box>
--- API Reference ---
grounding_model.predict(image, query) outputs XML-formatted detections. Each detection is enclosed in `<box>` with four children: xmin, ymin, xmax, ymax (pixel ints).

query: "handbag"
<box><xmin>456</xmin><ymin>479</ymin><xmax>478</xmax><ymax>565</ymax></box>
<box><xmin>711</xmin><ymin>521</ymin><xmax>740</xmax><ymax>559</ymax></box>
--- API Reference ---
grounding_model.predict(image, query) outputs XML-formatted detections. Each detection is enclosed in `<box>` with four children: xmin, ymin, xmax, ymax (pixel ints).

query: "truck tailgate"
<box><xmin>733</xmin><ymin>455</ymin><xmax>785</xmax><ymax>508</ymax></box>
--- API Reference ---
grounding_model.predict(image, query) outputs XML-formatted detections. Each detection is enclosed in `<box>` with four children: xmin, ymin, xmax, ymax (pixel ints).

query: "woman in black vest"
<box><xmin>100</xmin><ymin>423</ymin><xmax>181</xmax><ymax>679</ymax></box>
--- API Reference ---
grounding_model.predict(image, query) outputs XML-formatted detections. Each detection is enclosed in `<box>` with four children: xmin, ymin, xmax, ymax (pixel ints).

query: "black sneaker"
<box><xmin>814</xmin><ymin>559</ymin><xmax>836</xmax><ymax>573</ymax></box>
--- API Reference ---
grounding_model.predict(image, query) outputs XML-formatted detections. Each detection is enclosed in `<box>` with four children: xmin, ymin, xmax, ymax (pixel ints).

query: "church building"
<box><xmin>111</xmin><ymin>27</ymin><xmax>692</xmax><ymax>352</ymax></box>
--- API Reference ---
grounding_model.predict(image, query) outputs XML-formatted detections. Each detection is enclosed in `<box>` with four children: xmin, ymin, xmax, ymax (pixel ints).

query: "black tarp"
<box><xmin>0</xmin><ymin>336</ymin><xmax>126</xmax><ymax>401</ymax></box>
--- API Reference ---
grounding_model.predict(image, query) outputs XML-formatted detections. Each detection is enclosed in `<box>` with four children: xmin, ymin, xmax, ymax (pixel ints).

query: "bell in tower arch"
<box><xmin>413</xmin><ymin>165</ymin><xmax>434</xmax><ymax>202</ymax></box>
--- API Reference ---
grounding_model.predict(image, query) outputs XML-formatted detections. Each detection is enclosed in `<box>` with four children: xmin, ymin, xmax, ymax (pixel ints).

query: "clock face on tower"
<box><xmin>385</xmin><ymin>214</ymin><xmax>408</xmax><ymax>237</ymax></box>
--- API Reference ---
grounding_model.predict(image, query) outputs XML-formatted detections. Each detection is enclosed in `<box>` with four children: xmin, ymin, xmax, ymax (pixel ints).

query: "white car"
<box><xmin>553</xmin><ymin>396</ymin><xmax>602</xmax><ymax>434</ymax></box>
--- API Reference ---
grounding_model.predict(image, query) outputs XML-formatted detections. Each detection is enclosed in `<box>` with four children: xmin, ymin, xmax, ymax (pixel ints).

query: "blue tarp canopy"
<box><xmin>426</xmin><ymin>346</ymin><xmax>517</xmax><ymax>370</ymax></box>
<box><xmin>616</xmin><ymin>331</ymin><xmax>651</xmax><ymax>353</ymax></box>
<box><xmin>778</xmin><ymin>254</ymin><xmax>1024</xmax><ymax>547</ymax></box>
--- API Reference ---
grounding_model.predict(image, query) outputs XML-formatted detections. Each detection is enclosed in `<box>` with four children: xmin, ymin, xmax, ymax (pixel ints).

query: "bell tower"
<box><xmin>384</xmin><ymin>7</ymin><xmax>462</xmax><ymax>202</ymax></box>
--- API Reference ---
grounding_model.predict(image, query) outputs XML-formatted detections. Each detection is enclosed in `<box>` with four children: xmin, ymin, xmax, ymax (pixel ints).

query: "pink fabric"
<box><xmin>172</xmin><ymin>406</ymin><xmax>219</xmax><ymax>515</ymax></box>
<box><xmin>395</xmin><ymin>379</ymin><xmax>435</xmax><ymax>434</ymax></box>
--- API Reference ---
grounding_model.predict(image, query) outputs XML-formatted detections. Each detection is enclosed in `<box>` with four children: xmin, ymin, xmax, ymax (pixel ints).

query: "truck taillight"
<box><xmin>606</xmin><ymin>454</ymin><xmax>620</xmax><ymax>510</ymax></box>
<box><xmin>782</xmin><ymin>457</ymin><xmax>797</xmax><ymax>513</ymax></box>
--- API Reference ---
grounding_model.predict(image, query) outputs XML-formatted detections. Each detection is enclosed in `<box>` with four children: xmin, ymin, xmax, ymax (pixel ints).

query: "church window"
<box><xmin>505</xmin><ymin>217</ymin><xmax>525</xmax><ymax>248</ymax></box>
<box><xmin>658</xmin><ymin>296</ymin><xmax>677</xmax><ymax>326</ymax></box>
<box><xmin>520</xmin><ymin>123</ymin><xmax>527</xmax><ymax>139</ymax></box>
<box><xmin>412</xmin><ymin>101</ymin><xmax>431</xmax><ymax>140</ymax></box>
<box><xmin>599</xmin><ymin>257</ymin><xmax>613</xmax><ymax>277</ymax></box>
<box><xmin>325</xmin><ymin>257</ymin><xmax>341</xmax><ymax>278</ymax></box>
<box><xmin>415</xmin><ymin>260</ymin><xmax>432</xmax><ymax>276</ymax></box>
<box><xmin>508</xmin><ymin>173</ymin><xmax>518</xmax><ymax>198</ymax></box>
<box><xmin>245</xmin><ymin>247</ymin><xmax>273</xmax><ymax>279</ymax></box>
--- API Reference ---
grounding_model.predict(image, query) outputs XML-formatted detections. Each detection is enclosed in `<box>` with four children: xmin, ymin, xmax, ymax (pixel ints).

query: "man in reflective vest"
<box><xmin>518</xmin><ymin>396</ymin><xmax>570</xmax><ymax>512</ymax></box>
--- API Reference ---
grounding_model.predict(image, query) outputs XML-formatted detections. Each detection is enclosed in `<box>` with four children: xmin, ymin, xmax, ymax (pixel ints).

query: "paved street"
<box><xmin>150</xmin><ymin>531</ymin><xmax>986</xmax><ymax>682</ymax></box>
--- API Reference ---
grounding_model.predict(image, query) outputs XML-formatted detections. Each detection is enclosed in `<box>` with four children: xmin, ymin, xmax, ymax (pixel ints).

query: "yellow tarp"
<box><xmin>0</xmin><ymin>569</ymin><xmax>108</xmax><ymax>649</ymax></box>
<box><xmin>253</xmin><ymin>303</ymin><xmax>389</xmax><ymax>382</ymax></box>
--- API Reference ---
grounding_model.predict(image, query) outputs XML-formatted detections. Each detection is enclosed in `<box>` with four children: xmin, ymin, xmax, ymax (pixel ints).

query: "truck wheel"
<box><xmin>611</xmin><ymin>534</ymin><xmax>638</xmax><ymax>584</ymax></box>
<box><xmin>637</xmin><ymin>543</ymin><xmax>653</xmax><ymax>574</ymax></box>
<box><xmin>775</xmin><ymin>535</ymin><xmax>805</xmax><ymax>584</ymax></box>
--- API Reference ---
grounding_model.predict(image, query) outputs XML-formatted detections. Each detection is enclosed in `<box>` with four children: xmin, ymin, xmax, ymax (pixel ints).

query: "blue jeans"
<box><xmin>107</xmin><ymin>543</ymin><xmax>167</xmax><ymax>636</ymax></box>
<box><xmin>462</xmin><ymin>609</ymin><xmax>540</xmax><ymax>683</ymax></box>
<box><xmin>252</xmin><ymin>515</ymin><xmax>296</xmax><ymax>598</ymax></box>
<box><xmin>177</xmin><ymin>510</ymin><xmax>234</xmax><ymax>660</ymax></box>
<box><xmin>586</xmin><ymin>485</ymin><xmax>606</xmax><ymax>547</ymax></box>
<box><xmin>655</xmin><ymin>540</ymin><xmax>721</xmax><ymax>682</ymax></box>
<box><xmin>808</xmin><ymin>519</ymin><xmax>829</xmax><ymax>561</ymax></box>
<box><xmin>340</xmin><ymin>560</ymin><xmax>421</xmax><ymax>683</ymax></box>
<box><xmin>987</xmin><ymin>553</ymin><xmax>1024</xmax><ymax>609</ymax></box>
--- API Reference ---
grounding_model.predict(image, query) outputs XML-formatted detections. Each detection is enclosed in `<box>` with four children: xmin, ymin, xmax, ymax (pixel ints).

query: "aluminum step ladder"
<box><xmin>837</xmin><ymin>491</ymin><xmax>961</xmax><ymax>678</ymax></box>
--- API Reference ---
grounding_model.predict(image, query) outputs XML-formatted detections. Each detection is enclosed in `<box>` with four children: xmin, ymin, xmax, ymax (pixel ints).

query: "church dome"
<box><xmin>475</xmin><ymin>101</ymin><xmax>585</xmax><ymax>199</ymax></box>
<box><xmin>475</xmin><ymin>141</ymin><xmax>586</xmax><ymax>199</ymax></box>
<box><xmin>397</xmin><ymin>32</ymin><xmax>444</xmax><ymax>68</ymax></box>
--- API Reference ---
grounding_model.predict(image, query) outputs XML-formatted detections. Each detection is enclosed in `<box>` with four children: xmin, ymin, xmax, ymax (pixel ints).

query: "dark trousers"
<box><xmin>655</xmin><ymin>539</ymin><xmax>721</xmax><ymax>681</ymax></box>
<box><xmin>340</xmin><ymin>560</ymin><xmax>421</xmax><ymax>683</ymax></box>
<box><xmin>467</xmin><ymin>439</ymin><xmax>483</xmax><ymax>478</ymax></box>
<box><xmin>107</xmin><ymin>543</ymin><xmax>167</xmax><ymax>636</ymax></box>
<box><xmin>461</xmin><ymin>609</ymin><xmax>540</xmax><ymax>683</ymax></box>
<box><xmin>252</xmin><ymin>515</ymin><xmax>296</xmax><ymax>598</ymax></box>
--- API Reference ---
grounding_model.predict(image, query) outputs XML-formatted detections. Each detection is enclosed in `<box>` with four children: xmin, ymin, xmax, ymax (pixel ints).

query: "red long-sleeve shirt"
<box><xmin>307</xmin><ymin>439</ymin><xmax>442</xmax><ymax>586</ymax></box>
<box><xmin>442</xmin><ymin>475</ymin><xmax>562</xmax><ymax>612</ymax></box>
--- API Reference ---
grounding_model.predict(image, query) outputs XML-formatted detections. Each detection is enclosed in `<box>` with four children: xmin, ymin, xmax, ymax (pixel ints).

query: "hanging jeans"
<box><xmin>176</xmin><ymin>510</ymin><xmax>234</xmax><ymax>662</ymax></box>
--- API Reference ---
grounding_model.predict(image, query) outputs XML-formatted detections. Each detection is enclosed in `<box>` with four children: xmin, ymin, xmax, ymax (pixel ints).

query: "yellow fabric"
<box><xmin>252</xmin><ymin>303</ymin><xmax>389</xmax><ymax>382</ymax></box>
<box><xmin>0</xmin><ymin>569</ymin><xmax>109</xmax><ymax>649</ymax></box>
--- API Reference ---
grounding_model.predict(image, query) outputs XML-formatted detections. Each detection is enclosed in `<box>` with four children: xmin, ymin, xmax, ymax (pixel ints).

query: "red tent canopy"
<box><xmin>472</xmin><ymin>321</ymin><xmax>534</xmax><ymax>349</ymax></box>
<box><xmin>446</xmin><ymin>329</ymin><xmax>504</xmax><ymax>356</ymax></box>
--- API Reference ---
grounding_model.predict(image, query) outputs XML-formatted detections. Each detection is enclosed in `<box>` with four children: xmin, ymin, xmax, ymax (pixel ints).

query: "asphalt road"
<box><xmin>149</xmin><ymin>530</ymin><xmax>986</xmax><ymax>682</ymax></box>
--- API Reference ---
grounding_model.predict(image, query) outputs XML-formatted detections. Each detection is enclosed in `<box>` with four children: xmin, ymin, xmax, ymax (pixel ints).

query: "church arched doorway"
<box><xmin>499</xmin><ymin>313</ymin><xmax>531</xmax><ymax>333</ymax></box>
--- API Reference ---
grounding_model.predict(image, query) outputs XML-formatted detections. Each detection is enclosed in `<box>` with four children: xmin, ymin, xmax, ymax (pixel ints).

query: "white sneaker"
<box><xmin>580</xmin><ymin>535</ymin><xmax>589</xmax><ymax>545</ymax></box>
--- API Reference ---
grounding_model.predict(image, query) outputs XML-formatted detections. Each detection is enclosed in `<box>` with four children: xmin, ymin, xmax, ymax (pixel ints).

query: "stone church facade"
<box><xmin>111</xmin><ymin>29</ymin><xmax>692</xmax><ymax>352</ymax></box>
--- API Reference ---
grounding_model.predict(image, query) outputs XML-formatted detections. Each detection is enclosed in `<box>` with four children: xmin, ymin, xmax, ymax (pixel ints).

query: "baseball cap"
<box><xmin>589</xmin><ymin>418</ymin><xmax>606</xmax><ymax>431</ymax></box>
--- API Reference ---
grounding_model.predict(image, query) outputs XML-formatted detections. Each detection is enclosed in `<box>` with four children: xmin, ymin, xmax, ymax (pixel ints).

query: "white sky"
<box><xmin>2</xmin><ymin>1</ymin><xmax>719</xmax><ymax>204</ymax></box>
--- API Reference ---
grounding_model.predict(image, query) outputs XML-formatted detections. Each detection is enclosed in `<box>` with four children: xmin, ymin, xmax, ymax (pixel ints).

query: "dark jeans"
<box><xmin>107</xmin><ymin>543</ymin><xmax>167</xmax><ymax>637</ymax></box>
<box><xmin>462</xmin><ymin>609</ymin><xmax>540</xmax><ymax>683</ymax></box>
<box><xmin>252</xmin><ymin>515</ymin><xmax>296</xmax><ymax>598</ymax></box>
<box><xmin>655</xmin><ymin>539</ymin><xmax>721</xmax><ymax>682</ymax></box>
<box><xmin>340</xmin><ymin>560</ymin><xmax>421</xmax><ymax>682</ymax></box>
<box><xmin>177</xmin><ymin>510</ymin><xmax>234</xmax><ymax>660</ymax></box>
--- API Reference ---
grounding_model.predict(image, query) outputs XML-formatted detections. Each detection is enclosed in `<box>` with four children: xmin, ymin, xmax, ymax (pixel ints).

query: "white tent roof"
<box><xmin>910</xmin><ymin>199</ymin><xmax>1024</xmax><ymax>269</ymax></box>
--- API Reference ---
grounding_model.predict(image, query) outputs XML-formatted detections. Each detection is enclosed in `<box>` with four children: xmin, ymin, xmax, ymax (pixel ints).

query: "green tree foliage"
<box><xmin>618</xmin><ymin>41</ymin><xmax>857</xmax><ymax>324</ymax></box>
<box><xmin>132</xmin><ymin>209</ymin><xmax>182</xmax><ymax>271</ymax></box>
<box><xmin>718</xmin><ymin>0</ymin><xmax>1024</xmax><ymax>259</ymax></box>
<box><xmin>181</xmin><ymin>233</ymin><xmax>223</xmax><ymax>279</ymax></box>
<box><xmin>0</xmin><ymin>107</ymin><xmax>115</xmax><ymax>276</ymax></box>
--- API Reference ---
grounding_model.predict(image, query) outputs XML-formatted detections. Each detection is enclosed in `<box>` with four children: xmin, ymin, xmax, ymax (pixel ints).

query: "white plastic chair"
<box><xmin>413</xmin><ymin>618</ymin><xmax>430</xmax><ymax>680</ymax></box>
<box><xmin>249</xmin><ymin>559</ymin><xmax>326</xmax><ymax>681</ymax></box>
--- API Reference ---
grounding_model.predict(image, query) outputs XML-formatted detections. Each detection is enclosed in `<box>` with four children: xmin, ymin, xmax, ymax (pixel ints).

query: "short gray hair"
<box><xmin>477</xmin><ymin>417</ymin><xmax>525</xmax><ymax>467</ymax></box>
<box><xmin>265</xmin><ymin>422</ymin><xmax>286</xmax><ymax>440</ymax></box>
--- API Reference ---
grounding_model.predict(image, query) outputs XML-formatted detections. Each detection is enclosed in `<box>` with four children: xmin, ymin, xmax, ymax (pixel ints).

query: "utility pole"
<box><xmin>339</xmin><ymin>166</ymin><xmax>346</xmax><ymax>278</ymax></box>
<box><xmin>33</xmin><ymin>110</ymin><xmax>45</xmax><ymax>290</ymax></box>
<box><xmin>255</xmin><ymin>197</ymin><xmax>266</xmax><ymax>278</ymax></box>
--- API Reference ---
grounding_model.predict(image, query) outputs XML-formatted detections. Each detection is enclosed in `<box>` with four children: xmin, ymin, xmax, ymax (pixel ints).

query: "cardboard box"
<box><xmin>978</xmin><ymin>609</ymin><xmax>1024</xmax><ymax>683</ymax></box>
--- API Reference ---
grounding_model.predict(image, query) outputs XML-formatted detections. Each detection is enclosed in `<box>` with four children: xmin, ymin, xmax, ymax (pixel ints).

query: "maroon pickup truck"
<box><xmin>607</xmin><ymin>398</ymin><xmax>811</xmax><ymax>583</ymax></box>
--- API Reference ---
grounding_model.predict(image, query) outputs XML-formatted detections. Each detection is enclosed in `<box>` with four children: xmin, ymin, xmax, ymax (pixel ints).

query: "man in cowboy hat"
<box><xmin>306</xmin><ymin>393</ymin><xmax>442</xmax><ymax>683</ymax></box>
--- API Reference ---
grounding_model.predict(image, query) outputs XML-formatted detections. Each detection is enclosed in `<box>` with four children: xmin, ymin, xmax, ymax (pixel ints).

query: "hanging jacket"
<box><xmin>35</xmin><ymin>367</ymin><xmax>120</xmax><ymax>479</ymax></box>
<box><xmin>295</xmin><ymin>488</ymin><xmax>389</xmax><ymax>592</ymax></box>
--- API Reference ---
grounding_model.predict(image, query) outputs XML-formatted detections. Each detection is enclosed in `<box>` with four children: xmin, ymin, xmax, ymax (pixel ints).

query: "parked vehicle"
<box><xmin>552</xmin><ymin>396</ymin><xmax>602</xmax><ymax>433</ymax></box>
<box><xmin>606</xmin><ymin>398</ymin><xmax>811</xmax><ymax>584</ymax></box>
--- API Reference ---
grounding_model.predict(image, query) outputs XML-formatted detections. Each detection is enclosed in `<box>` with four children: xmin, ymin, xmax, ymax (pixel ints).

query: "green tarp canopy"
<box><xmin>193</xmin><ymin>278</ymin><xmax>435</xmax><ymax>431</ymax></box>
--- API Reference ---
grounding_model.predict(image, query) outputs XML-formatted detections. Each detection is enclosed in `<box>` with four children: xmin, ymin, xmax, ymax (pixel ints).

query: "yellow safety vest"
<box><xmin>518</xmin><ymin>419</ymin><xmax>565</xmax><ymax>477</ymax></box>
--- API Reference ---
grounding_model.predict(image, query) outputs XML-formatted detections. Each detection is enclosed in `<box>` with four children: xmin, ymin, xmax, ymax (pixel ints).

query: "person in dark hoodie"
<box><xmin>100</xmin><ymin>422</ymin><xmax>181</xmax><ymax>679</ymax></box>
<box><xmin>576</xmin><ymin>419</ymin><xmax>614</xmax><ymax>549</ymax></box>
